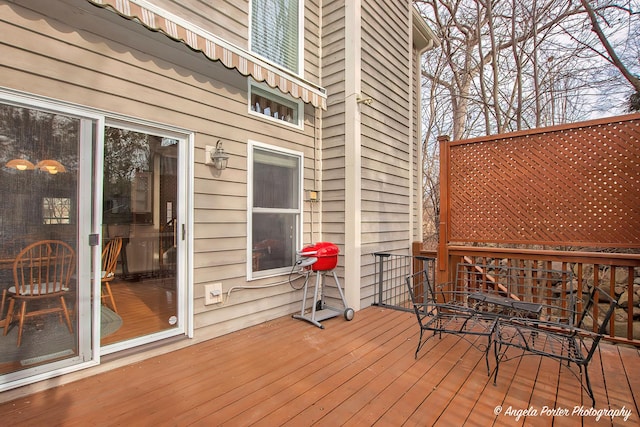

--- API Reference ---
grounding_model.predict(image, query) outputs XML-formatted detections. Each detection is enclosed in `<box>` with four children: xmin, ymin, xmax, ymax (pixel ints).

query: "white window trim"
<box><xmin>248</xmin><ymin>80</ymin><xmax>304</xmax><ymax>129</ymax></box>
<box><xmin>248</xmin><ymin>0</ymin><xmax>304</xmax><ymax>76</ymax></box>
<box><xmin>247</xmin><ymin>140</ymin><xmax>304</xmax><ymax>280</ymax></box>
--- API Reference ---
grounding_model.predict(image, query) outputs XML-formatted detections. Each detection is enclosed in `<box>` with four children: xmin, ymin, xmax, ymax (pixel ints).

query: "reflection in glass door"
<box><xmin>100</xmin><ymin>126</ymin><xmax>181</xmax><ymax>348</ymax></box>
<box><xmin>0</xmin><ymin>101</ymin><xmax>92</xmax><ymax>380</ymax></box>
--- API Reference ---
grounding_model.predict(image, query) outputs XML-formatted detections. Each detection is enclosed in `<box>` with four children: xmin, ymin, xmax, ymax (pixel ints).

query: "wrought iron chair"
<box><xmin>493</xmin><ymin>286</ymin><xmax>618</xmax><ymax>406</ymax></box>
<box><xmin>405</xmin><ymin>270</ymin><xmax>498</xmax><ymax>375</ymax></box>
<box><xmin>101</xmin><ymin>237</ymin><xmax>122</xmax><ymax>313</ymax></box>
<box><xmin>3</xmin><ymin>240</ymin><xmax>75</xmax><ymax>347</ymax></box>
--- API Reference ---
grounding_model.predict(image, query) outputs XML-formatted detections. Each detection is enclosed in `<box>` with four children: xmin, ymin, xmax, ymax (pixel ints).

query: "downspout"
<box><xmin>344</xmin><ymin>0</ymin><xmax>362</xmax><ymax>310</ymax></box>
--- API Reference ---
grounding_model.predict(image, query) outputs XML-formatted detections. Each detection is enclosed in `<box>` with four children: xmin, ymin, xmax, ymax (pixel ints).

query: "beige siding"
<box><xmin>1</xmin><ymin>0</ymin><xmax>321</xmax><ymax>337</ymax></box>
<box><xmin>1</xmin><ymin>0</ymin><xmax>429</xmax><ymax>392</ymax></box>
<box><xmin>359</xmin><ymin>0</ymin><xmax>413</xmax><ymax>304</ymax></box>
<box><xmin>319</xmin><ymin>0</ymin><xmax>420</xmax><ymax>308</ymax></box>
<box><xmin>149</xmin><ymin>0</ymin><xmax>321</xmax><ymax>82</ymax></box>
<box><xmin>151</xmin><ymin>0</ymin><xmax>248</xmax><ymax>48</ymax></box>
<box><xmin>320</xmin><ymin>0</ymin><xmax>347</xmax><ymax>249</ymax></box>
<box><xmin>412</xmin><ymin>44</ymin><xmax>423</xmax><ymax>243</ymax></box>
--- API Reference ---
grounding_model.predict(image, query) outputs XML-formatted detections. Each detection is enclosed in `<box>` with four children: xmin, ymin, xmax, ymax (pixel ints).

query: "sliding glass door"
<box><xmin>99</xmin><ymin>123</ymin><xmax>186</xmax><ymax>352</ymax></box>
<box><xmin>0</xmin><ymin>99</ymin><xmax>93</xmax><ymax>383</ymax></box>
<box><xmin>0</xmin><ymin>95</ymin><xmax>189</xmax><ymax>388</ymax></box>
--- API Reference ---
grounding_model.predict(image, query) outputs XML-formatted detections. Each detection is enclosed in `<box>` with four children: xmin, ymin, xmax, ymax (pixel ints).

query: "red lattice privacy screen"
<box><xmin>440</xmin><ymin>114</ymin><xmax>640</xmax><ymax>248</ymax></box>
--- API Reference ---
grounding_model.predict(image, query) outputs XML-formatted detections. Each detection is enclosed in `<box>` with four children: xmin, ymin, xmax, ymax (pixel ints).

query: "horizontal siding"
<box><xmin>412</xmin><ymin>45</ymin><xmax>422</xmax><ymax>242</ymax></box>
<box><xmin>360</xmin><ymin>0</ymin><xmax>412</xmax><ymax>250</ymax></box>
<box><xmin>150</xmin><ymin>0</ymin><xmax>248</xmax><ymax>48</ymax></box>
<box><xmin>304</xmin><ymin>0</ymin><xmax>321</xmax><ymax>81</ymax></box>
<box><xmin>320</xmin><ymin>0</ymin><xmax>347</xmax><ymax>251</ymax></box>
<box><xmin>143</xmin><ymin>0</ymin><xmax>321</xmax><ymax>83</ymax></box>
<box><xmin>1</xmin><ymin>0</ymin><xmax>322</xmax><ymax>338</ymax></box>
<box><xmin>359</xmin><ymin>0</ymin><xmax>413</xmax><ymax>306</ymax></box>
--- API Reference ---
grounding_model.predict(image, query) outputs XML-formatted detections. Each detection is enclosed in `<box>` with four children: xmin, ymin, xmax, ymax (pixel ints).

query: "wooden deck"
<box><xmin>0</xmin><ymin>306</ymin><xmax>638</xmax><ymax>426</ymax></box>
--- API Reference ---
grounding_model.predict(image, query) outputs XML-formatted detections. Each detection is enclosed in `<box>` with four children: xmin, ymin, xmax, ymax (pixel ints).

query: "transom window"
<box><xmin>249</xmin><ymin>82</ymin><xmax>302</xmax><ymax>128</ymax></box>
<box><xmin>248</xmin><ymin>142</ymin><xmax>302</xmax><ymax>278</ymax></box>
<box><xmin>250</xmin><ymin>0</ymin><xmax>301</xmax><ymax>74</ymax></box>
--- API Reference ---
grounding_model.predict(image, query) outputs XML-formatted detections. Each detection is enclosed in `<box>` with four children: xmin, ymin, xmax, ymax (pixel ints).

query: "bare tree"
<box><xmin>578</xmin><ymin>0</ymin><xmax>640</xmax><ymax>111</ymax></box>
<box><xmin>415</xmin><ymin>0</ymin><xmax>639</xmax><ymax>242</ymax></box>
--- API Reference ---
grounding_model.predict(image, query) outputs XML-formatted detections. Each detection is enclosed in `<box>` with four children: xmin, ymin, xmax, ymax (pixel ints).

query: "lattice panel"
<box><xmin>447</xmin><ymin>116</ymin><xmax>640</xmax><ymax>247</ymax></box>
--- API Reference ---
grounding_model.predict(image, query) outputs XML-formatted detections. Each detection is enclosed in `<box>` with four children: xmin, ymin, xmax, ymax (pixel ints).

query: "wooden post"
<box><xmin>437</xmin><ymin>135</ymin><xmax>450</xmax><ymax>285</ymax></box>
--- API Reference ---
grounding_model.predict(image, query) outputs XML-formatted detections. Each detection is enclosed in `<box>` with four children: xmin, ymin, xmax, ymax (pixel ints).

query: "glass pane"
<box><xmin>253</xmin><ymin>150</ymin><xmax>299</xmax><ymax>209</ymax></box>
<box><xmin>251</xmin><ymin>0</ymin><xmax>299</xmax><ymax>72</ymax></box>
<box><xmin>100</xmin><ymin>127</ymin><xmax>179</xmax><ymax>346</ymax></box>
<box><xmin>252</xmin><ymin>212</ymin><xmax>297</xmax><ymax>271</ymax></box>
<box><xmin>250</xmin><ymin>85</ymin><xmax>299</xmax><ymax>125</ymax></box>
<box><xmin>0</xmin><ymin>103</ymin><xmax>81</xmax><ymax>374</ymax></box>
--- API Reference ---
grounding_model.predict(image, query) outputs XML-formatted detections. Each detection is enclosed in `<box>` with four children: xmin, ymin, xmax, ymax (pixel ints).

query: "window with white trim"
<box><xmin>249</xmin><ymin>82</ymin><xmax>303</xmax><ymax>128</ymax></box>
<box><xmin>248</xmin><ymin>142</ymin><xmax>302</xmax><ymax>277</ymax></box>
<box><xmin>250</xmin><ymin>0</ymin><xmax>301</xmax><ymax>74</ymax></box>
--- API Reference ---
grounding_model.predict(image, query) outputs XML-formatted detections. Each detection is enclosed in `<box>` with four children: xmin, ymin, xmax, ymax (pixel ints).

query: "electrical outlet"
<box><xmin>205</xmin><ymin>282</ymin><xmax>223</xmax><ymax>305</ymax></box>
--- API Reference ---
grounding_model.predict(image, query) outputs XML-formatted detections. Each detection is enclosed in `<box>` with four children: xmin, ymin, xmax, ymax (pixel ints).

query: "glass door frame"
<box><xmin>99</xmin><ymin>118</ymin><xmax>193</xmax><ymax>355</ymax></box>
<box><xmin>0</xmin><ymin>88</ymin><xmax>100</xmax><ymax>390</ymax></box>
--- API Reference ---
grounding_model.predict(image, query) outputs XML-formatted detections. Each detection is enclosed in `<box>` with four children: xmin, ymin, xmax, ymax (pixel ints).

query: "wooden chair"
<box><xmin>101</xmin><ymin>237</ymin><xmax>122</xmax><ymax>313</ymax></box>
<box><xmin>3</xmin><ymin>240</ymin><xmax>75</xmax><ymax>347</ymax></box>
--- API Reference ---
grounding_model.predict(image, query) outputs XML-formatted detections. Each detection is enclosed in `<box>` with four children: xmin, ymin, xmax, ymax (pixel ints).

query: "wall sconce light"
<box><xmin>5</xmin><ymin>158</ymin><xmax>35</xmax><ymax>171</ymax></box>
<box><xmin>36</xmin><ymin>159</ymin><xmax>67</xmax><ymax>174</ymax></box>
<box><xmin>206</xmin><ymin>140</ymin><xmax>229</xmax><ymax>171</ymax></box>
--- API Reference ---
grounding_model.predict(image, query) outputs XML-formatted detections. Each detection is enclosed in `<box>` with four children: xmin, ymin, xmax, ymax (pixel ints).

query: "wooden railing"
<box><xmin>414</xmin><ymin>244</ymin><xmax>640</xmax><ymax>346</ymax></box>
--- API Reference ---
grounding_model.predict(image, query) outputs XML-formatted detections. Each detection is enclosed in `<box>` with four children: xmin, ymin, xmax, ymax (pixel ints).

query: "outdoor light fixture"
<box><xmin>209</xmin><ymin>140</ymin><xmax>229</xmax><ymax>171</ymax></box>
<box><xmin>35</xmin><ymin>159</ymin><xmax>67</xmax><ymax>174</ymax></box>
<box><xmin>5</xmin><ymin>158</ymin><xmax>35</xmax><ymax>171</ymax></box>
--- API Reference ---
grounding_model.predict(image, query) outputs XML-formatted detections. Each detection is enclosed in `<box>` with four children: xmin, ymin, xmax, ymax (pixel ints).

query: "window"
<box><xmin>42</xmin><ymin>197</ymin><xmax>72</xmax><ymax>224</ymax></box>
<box><xmin>250</xmin><ymin>0</ymin><xmax>301</xmax><ymax>74</ymax></box>
<box><xmin>249</xmin><ymin>143</ymin><xmax>302</xmax><ymax>277</ymax></box>
<box><xmin>249</xmin><ymin>82</ymin><xmax>302</xmax><ymax>128</ymax></box>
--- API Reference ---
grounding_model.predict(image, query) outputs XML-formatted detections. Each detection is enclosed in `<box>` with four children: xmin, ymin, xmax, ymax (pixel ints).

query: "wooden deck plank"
<box><xmin>465</xmin><ymin>344</ymin><xmax>528</xmax><ymax>426</ymax></box>
<box><xmin>344</xmin><ymin>333</ymin><xmax>457</xmax><ymax>425</ymax></box>
<box><xmin>523</xmin><ymin>355</ymin><xmax>561</xmax><ymax>427</ymax></box>
<box><xmin>430</xmin><ymin>347</ymin><xmax>510</xmax><ymax>427</ymax></box>
<box><xmin>251</xmin><ymin>311</ymin><xmax>417</xmax><ymax>426</ymax></box>
<box><xmin>147</xmin><ymin>310</ymin><xmax>399</xmax><ymax>425</ymax></box>
<box><xmin>403</xmin><ymin>337</ymin><xmax>486</xmax><ymax>426</ymax></box>
<box><xmin>260</xmin><ymin>316</ymin><xmax>416</xmax><ymax>426</ymax></box>
<box><xmin>214</xmin><ymin>310</ymin><xmax>413</xmax><ymax>425</ymax></box>
<box><xmin>0</xmin><ymin>307</ymin><xmax>637</xmax><ymax>426</ymax></box>
<box><xmin>617</xmin><ymin>345</ymin><xmax>640</xmax><ymax>417</ymax></box>
<box><xmin>372</xmin><ymin>336</ymin><xmax>490</xmax><ymax>426</ymax></box>
<box><xmin>598</xmin><ymin>343</ymin><xmax>639</xmax><ymax>426</ymax></box>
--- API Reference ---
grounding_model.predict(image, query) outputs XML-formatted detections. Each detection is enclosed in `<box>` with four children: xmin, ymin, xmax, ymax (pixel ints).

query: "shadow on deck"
<box><xmin>0</xmin><ymin>306</ymin><xmax>638</xmax><ymax>425</ymax></box>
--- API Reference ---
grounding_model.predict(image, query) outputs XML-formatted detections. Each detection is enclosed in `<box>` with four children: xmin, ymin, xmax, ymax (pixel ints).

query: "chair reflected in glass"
<box><xmin>2</xmin><ymin>240</ymin><xmax>75</xmax><ymax>347</ymax></box>
<box><xmin>101</xmin><ymin>237</ymin><xmax>122</xmax><ymax>313</ymax></box>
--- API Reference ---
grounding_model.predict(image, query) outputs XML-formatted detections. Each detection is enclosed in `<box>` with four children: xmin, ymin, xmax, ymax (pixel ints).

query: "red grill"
<box><xmin>293</xmin><ymin>241</ymin><xmax>354</xmax><ymax>328</ymax></box>
<box><xmin>298</xmin><ymin>242</ymin><xmax>339</xmax><ymax>271</ymax></box>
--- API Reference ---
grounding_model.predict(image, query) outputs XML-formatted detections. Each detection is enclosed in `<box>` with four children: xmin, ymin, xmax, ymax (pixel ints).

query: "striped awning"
<box><xmin>86</xmin><ymin>0</ymin><xmax>327</xmax><ymax>109</ymax></box>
